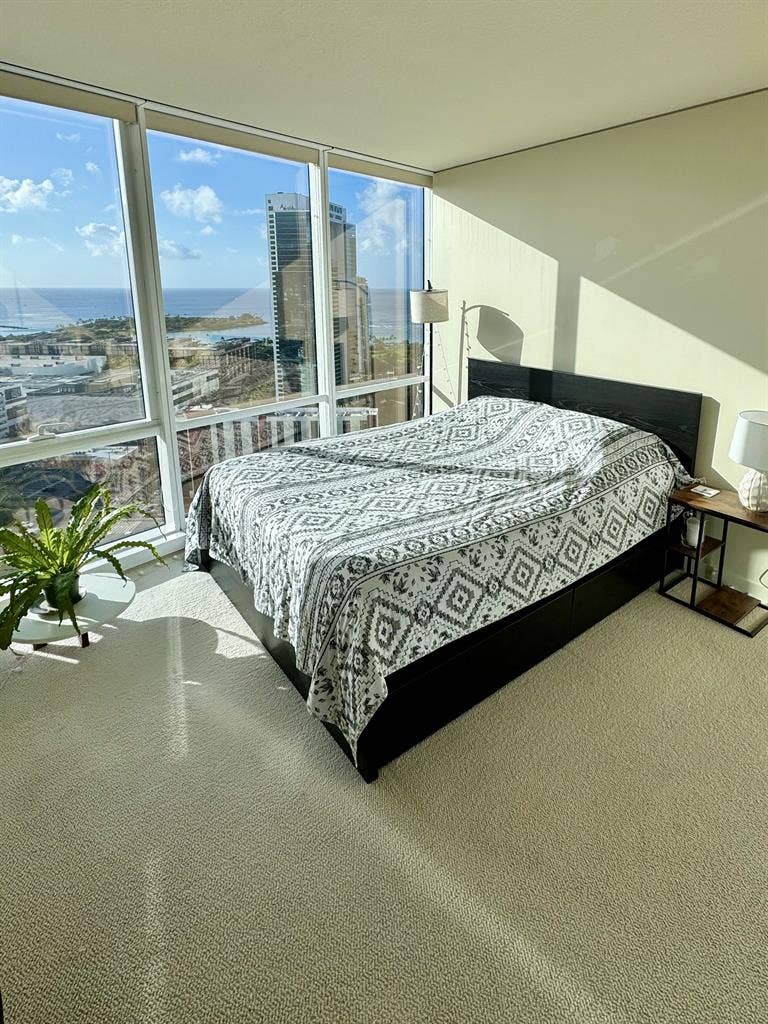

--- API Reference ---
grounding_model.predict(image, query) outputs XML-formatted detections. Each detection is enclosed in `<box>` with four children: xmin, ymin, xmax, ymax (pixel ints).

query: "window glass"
<box><xmin>147</xmin><ymin>130</ymin><xmax>317</xmax><ymax>419</ymax></box>
<box><xmin>336</xmin><ymin>385</ymin><xmax>423</xmax><ymax>433</ymax></box>
<box><xmin>327</xmin><ymin>169</ymin><xmax>424</xmax><ymax>388</ymax></box>
<box><xmin>176</xmin><ymin>406</ymin><xmax>319</xmax><ymax>510</ymax></box>
<box><xmin>0</xmin><ymin>96</ymin><xmax>145</xmax><ymax>443</ymax></box>
<box><xmin>0</xmin><ymin>437</ymin><xmax>164</xmax><ymax>536</ymax></box>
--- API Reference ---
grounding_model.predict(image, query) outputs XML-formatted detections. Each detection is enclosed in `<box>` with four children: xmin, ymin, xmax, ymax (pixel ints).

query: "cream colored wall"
<box><xmin>432</xmin><ymin>92</ymin><xmax>768</xmax><ymax>594</ymax></box>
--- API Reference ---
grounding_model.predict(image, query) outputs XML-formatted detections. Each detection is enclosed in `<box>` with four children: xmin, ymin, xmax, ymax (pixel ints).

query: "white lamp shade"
<box><xmin>410</xmin><ymin>288</ymin><xmax>449</xmax><ymax>324</ymax></box>
<box><xmin>729</xmin><ymin>410</ymin><xmax>768</xmax><ymax>472</ymax></box>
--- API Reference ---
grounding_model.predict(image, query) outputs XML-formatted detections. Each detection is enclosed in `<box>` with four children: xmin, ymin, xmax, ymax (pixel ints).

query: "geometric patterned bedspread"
<box><xmin>185</xmin><ymin>396</ymin><xmax>691</xmax><ymax>761</ymax></box>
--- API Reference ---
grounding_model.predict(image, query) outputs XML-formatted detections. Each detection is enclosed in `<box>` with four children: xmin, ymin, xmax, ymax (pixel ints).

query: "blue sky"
<box><xmin>0</xmin><ymin>96</ymin><xmax>423</xmax><ymax>291</ymax></box>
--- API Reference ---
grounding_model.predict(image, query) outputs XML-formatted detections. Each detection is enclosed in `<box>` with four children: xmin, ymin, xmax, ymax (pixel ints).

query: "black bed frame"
<box><xmin>205</xmin><ymin>360</ymin><xmax>702</xmax><ymax>782</ymax></box>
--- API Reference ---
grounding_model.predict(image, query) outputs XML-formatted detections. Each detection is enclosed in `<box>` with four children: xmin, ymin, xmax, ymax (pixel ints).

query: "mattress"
<box><xmin>185</xmin><ymin>395</ymin><xmax>691</xmax><ymax>760</ymax></box>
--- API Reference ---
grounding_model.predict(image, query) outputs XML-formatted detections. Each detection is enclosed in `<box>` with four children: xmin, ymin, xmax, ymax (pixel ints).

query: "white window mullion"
<box><xmin>309</xmin><ymin>155</ymin><xmax>337</xmax><ymax>437</ymax></box>
<box><xmin>117</xmin><ymin>112</ymin><xmax>185</xmax><ymax>533</ymax></box>
<box><xmin>0</xmin><ymin>420</ymin><xmax>164</xmax><ymax>469</ymax></box>
<box><xmin>113</xmin><ymin>120</ymin><xmax>156</xmax><ymax>430</ymax></box>
<box><xmin>335</xmin><ymin>374</ymin><xmax>427</xmax><ymax>402</ymax></box>
<box><xmin>423</xmin><ymin>187</ymin><xmax>433</xmax><ymax>416</ymax></box>
<box><xmin>174</xmin><ymin>392</ymin><xmax>327</xmax><ymax>433</ymax></box>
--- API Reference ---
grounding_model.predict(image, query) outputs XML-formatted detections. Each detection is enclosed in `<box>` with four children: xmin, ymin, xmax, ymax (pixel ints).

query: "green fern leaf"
<box><xmin>100</xmin><ymin>539</ymin><xmax>167</xmax><ymax>566</ymax></box>
<box><xmin>90</xmin><ymin>547</ymin><xmax>127</xmax><ymax>580</ymax></box>
<box><xmin>48</xmin><ymin>571</ymin><xmax>81</xmax><ymax>633</ymax></box>
<box><xmin>0</xmin><ymin>577</ymin><xmax>45</xmax><ymax>649</ymax></box>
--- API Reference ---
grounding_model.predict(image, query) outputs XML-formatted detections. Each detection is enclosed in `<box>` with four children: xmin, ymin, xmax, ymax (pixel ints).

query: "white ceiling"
<box><xmin>3</xmin><ymin>0</ymin><xmax>767</xmax><ymax>171</ymax></box>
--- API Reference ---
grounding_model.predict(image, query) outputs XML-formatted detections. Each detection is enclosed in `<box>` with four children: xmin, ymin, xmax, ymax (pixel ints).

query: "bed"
<box><xmin>187</xmin><ymin>360</ymin><xmax>702</xmax><ymax>781</ymax></box>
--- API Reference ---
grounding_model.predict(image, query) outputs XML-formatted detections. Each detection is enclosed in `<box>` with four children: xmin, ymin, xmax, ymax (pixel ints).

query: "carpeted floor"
<box><xmin>1</xmin><ymin>561</ymin><xmax>766</xmax><ymax>1024</ymax></box>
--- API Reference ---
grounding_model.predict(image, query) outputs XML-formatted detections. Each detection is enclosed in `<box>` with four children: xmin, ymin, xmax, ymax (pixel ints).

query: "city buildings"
<box><xmin>2</xmin><ymin>438</ymin><xmax>158</xmax><ymax>535</ymax></box>
<box><xmin>267</xmin><ymin>192</ymin><xmax>372</xmax><ymax>397</ymax></box>
<box><xmin>266</xmin><ymin>192</ymin><xmax>316</xmax><ymax>398</ymax></box>
<box><xmin>0</xmin><ymin>381</ymin><xmax>29</xmax><ymax>441</ymax></box>
<box><xmin>328</xmin><ymin>200</ymin><xmax>372</xmax><ymax>385</ymax></box>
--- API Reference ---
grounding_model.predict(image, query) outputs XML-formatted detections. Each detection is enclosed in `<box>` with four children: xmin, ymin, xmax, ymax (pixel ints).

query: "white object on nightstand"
<box><xmin>11</xmin><ymin>573</ymin><xmax>136</xmax><ymax>649</ymax></box>
<box><xmin>729</xmin><ymin>410</ymin><xmax>768</xmax><ymax>512</ymax></box>
<box><xmin>684</xmin><ymin>514</ymin><xmax>702</xmax><ymax>549</ymax></box>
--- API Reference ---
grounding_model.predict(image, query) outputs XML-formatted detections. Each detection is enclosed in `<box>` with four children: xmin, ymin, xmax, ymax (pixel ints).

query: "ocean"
<box><xmin>0</xmin><ymin>287</ymin><xmax>412</xmax><ymax>342</ymax></box>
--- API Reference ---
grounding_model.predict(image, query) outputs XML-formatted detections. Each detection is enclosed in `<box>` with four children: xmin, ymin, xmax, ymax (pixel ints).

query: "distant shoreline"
<box><xmin>0</xmin><ymin>285</ymin><xmax>412</xmax><ymax>342</ymax></box>
<box><xmin>0</xmin><ymin>313</ymin><xmax>268</xmax><ymax>343</ymax></box>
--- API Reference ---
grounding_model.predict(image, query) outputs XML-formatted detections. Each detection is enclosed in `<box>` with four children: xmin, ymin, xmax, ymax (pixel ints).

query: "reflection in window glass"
<box><xmin>147</xmin><ymin>131</ymin><xmax>318</xmax><ymax>417</ymax></box>
<box><xmin>327</xmin><ymin>169</ymin><xmax>424</xmax><ymax>389</ymax></box>
<box><xmin>336</xmin><ymin>385</ymin><xmax>423</xmax><ymax>433</ymax></box>
<box><xmin>0</xmin><ymin>437</ymin><xmax>164</xmax><ymax>537</ymax></box>
<box><xmin>0</xmin><ymin>96</ymin><xmax>145</xmax><ymax>443</ymax></box>
<box><xmin>177</xmin><ymin>406</ymin><xmax>319</xmax><ymax>510</ymax></box>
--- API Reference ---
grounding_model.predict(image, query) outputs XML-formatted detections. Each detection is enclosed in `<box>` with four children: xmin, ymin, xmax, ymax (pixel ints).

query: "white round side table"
<box><xmin>11</xmin><ymin>573</ymin><xmax>136</xmax><ymax>650</ymax></box>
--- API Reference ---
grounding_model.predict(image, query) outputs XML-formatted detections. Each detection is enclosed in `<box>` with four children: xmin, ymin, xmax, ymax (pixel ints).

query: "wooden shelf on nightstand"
<box><xmin>697</xmin><ymin>586</ymin><xmax>759</xmax><ymax>625</ymax></box>
<box><xmin>669</xmin><ymin>535</ymin><xmax>723</xmax><ymax>561</ymax></box>
<box><xmin>659</xmin><ymin>488</ymin><xmax>768</xmax><ymax>638</ymax></box>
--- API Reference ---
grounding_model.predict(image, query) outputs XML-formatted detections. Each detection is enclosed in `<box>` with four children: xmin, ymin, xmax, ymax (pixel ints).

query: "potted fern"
<box><xmin>0</xmin><ymin>484</ymin><xmax>166</xmax><ymax>650</ymax></box>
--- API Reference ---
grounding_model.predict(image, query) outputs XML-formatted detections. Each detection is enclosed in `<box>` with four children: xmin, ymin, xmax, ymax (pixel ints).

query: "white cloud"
<box><xmin>177</xmin><ymin>147</ymin><xmax>222</xmax><ymax>165</ymax></box>
<box><xmin>85</xmin><ymin>161</ymin><xmax>101</xmax><ymax>175</ymax></box>
<box><xmin>76</xmin><ymin>221</ymin><xmax>125</xmax><ymax>257</ymax></box>
<box><xmin>160</xmin><ymin>184</ymin><xmax>223</xmax><ymax>223</ymax></box>
<box><xmin>9</xmin><ymin>233</ymin><xmax>64</xmax><ymax>253</ymax></box>
<box><xmin>200</xmin><ymin>225</ymin><xmax>215</xmax><ymax>236</ymax></box>
<box><xmin>101</xmin><ymin>202</ymin><xmax>118</xmax><ymax>214</ymax></box>
<box><xmin>233</xmin><ymin>207</ymin><xmax>264</xmax><ymax>216</ymax></box>
<box><xmin>56</xmin><ymin>132</ymin><xmax>81</xmax><ymax>143</ymax></box>
<box><xmin>0</xmin><ymin>175</ymin><xmax>55</xmax><ymax>213</ymax></box>
<box><xmin>158</xmin><ymin>238</ymin><xmax>202</xmax><ymax>260</ymax></box>
<box><xmin>225</xmin><ymin>247</ymin><xmax>238</xmax><ymax>254</ymax></box>
<box><xmin>356</xmin><ymin>179</ymin><xmax>406</xmax><ymax>254</ymax></box>
<box><xmin>51</xmin><ymin>167</ymin><xmax>74</xmax><ymax>191</ymax></box>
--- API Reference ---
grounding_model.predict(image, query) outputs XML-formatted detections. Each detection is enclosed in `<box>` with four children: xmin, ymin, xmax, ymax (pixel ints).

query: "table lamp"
<box><xmin>728</xmin><ymin>410</ymin><xmax>768</xmax><ymax>511</ymax></box>
<box><xmin>410</xmin><ymin>282</ymin><xmax>449</xmax><ymax>415</ymax></box>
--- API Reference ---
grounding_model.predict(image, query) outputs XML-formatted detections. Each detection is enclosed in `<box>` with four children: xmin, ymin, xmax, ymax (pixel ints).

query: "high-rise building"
<box><xmin>355</xmin><ymin>276</ymin><xmax>371</xmax><ymax>380</ymax></box>
<box><xmin>266</xmin><ymin>193</ymin><xmax>316</xmax><ymax>398</ymax></box>
<box><xmin>267</xmin><ymin>193</ymin><xmax>371</xmax><ymax>395</ymax></box>
<box><xmin>328</xmin><ymin>201</ymin><xmax>371</xmax><ymax>386</ymax></box>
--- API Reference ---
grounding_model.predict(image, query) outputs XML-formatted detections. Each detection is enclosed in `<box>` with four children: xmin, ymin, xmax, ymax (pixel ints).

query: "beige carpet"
<box><xmin>1</xmin><ymin>562</ymin><xmax>766</xmax><ymax>1024</ymax></box>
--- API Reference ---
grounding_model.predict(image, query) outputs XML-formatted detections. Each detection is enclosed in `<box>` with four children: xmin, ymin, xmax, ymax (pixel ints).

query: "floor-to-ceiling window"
<box><xmin>0</xmin><ymin>88</ymin><xmax>164</xmax><ymax>537</ymax></box>
<box><xmin>327</xmin><ymin>162</ymin><xmax>426</xmax><ymax>428</ymax></box>
<box><xmin>0</xmin><ymin>70</ymin><xmax>431</xmax><ymax>554</ymax></box>
<box><xmin>144</xmin><ymin>116</ymin><xmax>323</xmax><ymax>510</ymax></box>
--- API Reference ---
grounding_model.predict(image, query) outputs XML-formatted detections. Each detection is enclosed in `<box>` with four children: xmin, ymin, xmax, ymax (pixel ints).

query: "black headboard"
<box><xmin>468</xmin><ymin>359</ymin><xmax>702</xmax><ymax>473</ymax></box>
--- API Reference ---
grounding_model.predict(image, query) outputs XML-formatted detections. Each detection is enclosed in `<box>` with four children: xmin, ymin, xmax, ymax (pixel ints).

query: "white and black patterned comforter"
<box><xmin>185</xmin><ymin>396</ymin><xmax>691</xmax><ymax>760</ymax></box>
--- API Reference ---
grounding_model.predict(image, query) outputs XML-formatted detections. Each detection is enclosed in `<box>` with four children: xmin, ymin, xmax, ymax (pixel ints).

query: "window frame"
<box><xmin>0</xmin><ymin>64</ymin><xmax>433</xmax><ymax>561</ymax></box>
<box><xmin>324</xmin><ymin>160</ymin><xmax>430</xmax><ymax>411</ymax></box>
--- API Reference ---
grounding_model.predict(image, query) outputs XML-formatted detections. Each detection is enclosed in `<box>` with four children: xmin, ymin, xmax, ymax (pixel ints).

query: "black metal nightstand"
<box><xmin>659</xmin><ymin>487</ymin><xmax>768</xmax><ymax>637</ymax></box>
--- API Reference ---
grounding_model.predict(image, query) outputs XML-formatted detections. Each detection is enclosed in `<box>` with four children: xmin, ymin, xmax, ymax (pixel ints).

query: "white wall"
<box><xmin>432</xmin><ymin>91</ymin><xmax>768</xmax><ymax>594</ymax></box>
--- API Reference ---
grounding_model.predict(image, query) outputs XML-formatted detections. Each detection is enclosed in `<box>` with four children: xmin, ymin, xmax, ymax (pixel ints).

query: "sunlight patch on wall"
<box><xmin>576</xmin><ymin>275</ymin><xmax>767</xmax><ymax>593</ymax></box>
<box><xmin>431</xmin><ymin>197</ymin><xmax>558</xmax><ymax>409</ymax></box>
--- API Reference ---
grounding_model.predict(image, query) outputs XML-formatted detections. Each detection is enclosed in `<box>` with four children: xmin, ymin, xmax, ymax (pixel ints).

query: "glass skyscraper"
<box><xmin>267</xmin><ymin>192</ymin><xmax>371</xmax><ymax>397</ymax></box>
